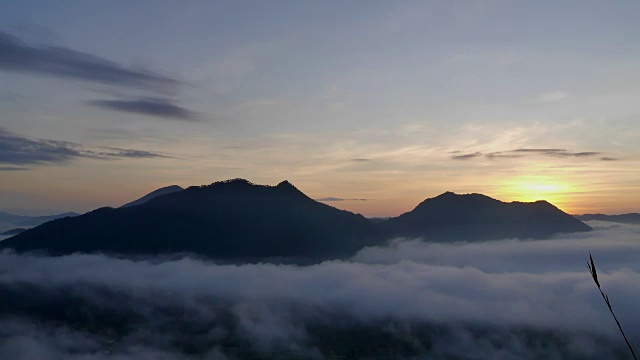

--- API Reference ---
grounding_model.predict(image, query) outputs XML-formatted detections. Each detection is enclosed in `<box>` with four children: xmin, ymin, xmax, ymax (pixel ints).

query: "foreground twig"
<box><xmin>587</xmin><ymin>253</ymin><xmax>637</xmax><ymax>360</ymax></box>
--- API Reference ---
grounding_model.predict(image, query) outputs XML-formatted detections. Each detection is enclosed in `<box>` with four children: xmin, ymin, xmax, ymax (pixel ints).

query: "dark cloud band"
<box><xmin>316</xmin><ymin>197</ymin><xmax>368</xmax><ymax>202</ymax></box>
<box><xmin>0</xmin><ymin>127</ymin><xmax>168</xmax><ymax>166</ymax></box>
<box><xmin>451</xmin><ymin>152</ymin><xmax>482</xmax><ymax>160</ymax></box>
<box><xmin>88</xmin><ymin>98</ymin><xmax>197</xmax><ymax>121</ymax></box>
<box><xmin>0</xmin><ymin>31</ymin><xmax>180</xmax><ymax>93</ymax></box>
<box><xmin>0</xmin><ymin>166</ymin><xmax>29</xmax><ymax>171</ymax></box>
<box><xmin>452</xmin><ymin>148</ymin><xmax>609</xmax><ymax>161</ymax></box>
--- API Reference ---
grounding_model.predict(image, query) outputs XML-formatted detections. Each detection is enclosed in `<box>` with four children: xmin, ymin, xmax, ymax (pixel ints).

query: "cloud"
<box><xmin>451</xmin><ymin>152</ymin><xmax>482</xmax><ymax>160</ymax></box>
<box><xmin>0</xmin><ymin>31</ymin><xmax>201</xmax><ymax>120</ymax></box>
<box><xmin>0</xmin><ymin>167</ymin><xmax>29</xmax><ymax>171</ymax></box>
<box><xmin>452</xmin><ymin>148</ymin><xmax>605</xmax><ymax>160</ymax></box>
<box><xmin>0</xmin><ymin>31</ymin><xmax>180</xmax><ymax>94</ymax></box>
<box><xmin>98</xmin><ymin>147</ymin><xmax>172</xmax><ymax>159</ymax></box>
<box><xmin>88</xmin><ymin>98</ymin><xmax>197</xmax><ymax>121</ymax></box>
<box><xmin>512</xmin><ymin>148</ymin><xmax>566</xmax><ymax>153</ymax></box>
<box><xmin>0</xmin><ymin>221</ymin><xmax>639</xmax><ymax>358</ymax></box>
<box><xmin>316</xmin><ymin>197</ymin><xmax>368</xmax><ymax>202</ymax></box>
<box><xmin>353</xmin><ymin>221</ymin><xmax>640</xmax><ymax>272</ymax></box>
<box><xmin>525</xmin><ymin>90</ymin><xmax>570</xmax><ymax>104</ymax></box>
<box><xmin>511</xmin><ymin>148</ymin><xmax>601</xmax><ymax>157</ymax></box>
<box><xmin>600</xmin><ymin>157</ymin><xmax>619</xmax><ymax>161</ymax></box>
<box><xmin>0</xmin><ymin>127</ymin><xmax>168</xmax><ymax>166</ymax></box>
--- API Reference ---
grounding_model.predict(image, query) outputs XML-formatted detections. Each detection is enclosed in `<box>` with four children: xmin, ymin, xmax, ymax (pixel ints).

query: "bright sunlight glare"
<box><xmin>497</xmin><ymin>177</ymin><xmax>576</xmax><ymax>211</ymax></box>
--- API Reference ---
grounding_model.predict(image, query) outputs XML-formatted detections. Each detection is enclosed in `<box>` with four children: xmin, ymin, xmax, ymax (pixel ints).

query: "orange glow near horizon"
<box><xmin>495</xmin><ymin>176</ymin><xmax>577</xmax><ymax>212</ymax></box>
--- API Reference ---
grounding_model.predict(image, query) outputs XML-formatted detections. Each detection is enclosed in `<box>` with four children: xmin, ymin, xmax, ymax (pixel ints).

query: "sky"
<box><xmin>1</xmin><ymin>0</ymin><xmax>640</xmax><ymax>217</ymax></box>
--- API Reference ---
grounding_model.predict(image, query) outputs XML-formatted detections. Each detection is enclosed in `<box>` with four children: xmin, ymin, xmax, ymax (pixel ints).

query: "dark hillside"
<box><xmin>2</xmin><ymin>179</ymin><xmax>374</xmax><ymax>261</ymax></box>
<box><xmin>382</xmin><ymin>192</ymin><xmax>591</xmax><ymax>241</ymax></box>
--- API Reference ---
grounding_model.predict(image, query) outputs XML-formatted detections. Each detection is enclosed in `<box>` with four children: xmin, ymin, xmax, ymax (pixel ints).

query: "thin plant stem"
<box><xmin>587</xmin><ymin>253</ymin><xmax>637</xmax><ymax>360</ymax></box>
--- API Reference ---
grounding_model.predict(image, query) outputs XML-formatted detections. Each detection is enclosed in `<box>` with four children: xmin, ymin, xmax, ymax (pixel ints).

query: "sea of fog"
<box><xmin>1</xmin><ymin>220</ymin><xmax>639</xmax><ymax>359</ymax></box>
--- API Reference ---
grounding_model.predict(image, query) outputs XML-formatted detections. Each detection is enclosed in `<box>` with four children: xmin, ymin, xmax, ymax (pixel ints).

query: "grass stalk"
<box><xmin>587</xmin><ymin>253</ymin><xmax>637</xmax><ymax>360</ymax></box>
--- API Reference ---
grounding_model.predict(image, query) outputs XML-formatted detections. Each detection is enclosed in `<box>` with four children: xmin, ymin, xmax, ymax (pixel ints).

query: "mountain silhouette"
<box><xmin>382</xmin><ymin>191</ymin><xmax>591</xmax><ymax>241</ymax></box>
<box><xmin>1</xmin><ymin>183</ymin><xmax>592</xmax><ymax>261</ymax></box>
<box><xmin>576</xmin><ymin>213</ymin><xmax>640</xmax><ymax>225</ymax></box>
<box><xmin>0</xmin><ymin>211</ymin><xmax>79</xmax><ymax>233</ymax></box>
<box><xmin>1</xmin><ymin>228</ymin><xmax>27</xmax><ymax>236</ymax></box>
<box><xmin>1</xmin><ymin>179</ymin><xmax>374</xmax><ymax>261</ymax></box>
<box><xmin>120</xmin><ymin>185</ymin><xmax>184</xmax><ymax>208</ymax></box>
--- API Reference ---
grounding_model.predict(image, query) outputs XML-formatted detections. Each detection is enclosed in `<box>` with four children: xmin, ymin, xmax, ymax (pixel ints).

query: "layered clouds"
<box><xmin>1</xmin><ymin>221</ymin><xmax>639</xmax><ymax>358</ymax></box>
<box><xmin>451</xmin><ymin>148</ymin><xmax>613</xmax><ymax>162</ymax></box>
<box><xmin>0</xmin><ymin>127</ymin><xmax>169</xmax><ymax>167</ymax></box>
<box><xmin>0</xmin><ymin>30</ymin><xmax>195</xmax><ymax>120</ymax></box>
<box><xmin>0</xmin><ymin>31</ymin><xmax>179</xmax><ymax>92</ymax></box>
<box><xmin>3</xmin><ymin>1</ymin><xmax>640</xmax><ymax>216</ymax></box>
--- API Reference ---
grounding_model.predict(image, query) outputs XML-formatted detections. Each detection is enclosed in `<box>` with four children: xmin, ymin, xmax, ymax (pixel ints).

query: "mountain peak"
<box><xmin>212</xmin><ymin>178</ymin><xmax>255</xmax><ymax>186</ymax></box>
<box><xmin>276</xmin><ymin>180</ymin><xmax>308</xmax><ymax>198</ymax></box>
<box><xmin>386</xmin><ymin>191</ymin><xmax>591</xmax><ymax>241</ymax></box>
<box><xmin>439</xmin><ymin>191</ymin><xmax>457</xmax><ymax>197</ymax></box>
<box><xmin>121</xmin><ymin>185</ymin><xmax>184</xmax><ymax>208</ymax></box>
<box><xmin>422</xmin><ymin>191</ymin><xmax>499</xmax><ymax>208</ymax></box>
<box><xmin>3</xmin><ymin>178</ymin><xmax>372</xmax><ymax>261</ymax></box>
<box><xmin>277</xmin><ymin>180</ymin><xmax>294</xmax><ymax>188</ymax></box>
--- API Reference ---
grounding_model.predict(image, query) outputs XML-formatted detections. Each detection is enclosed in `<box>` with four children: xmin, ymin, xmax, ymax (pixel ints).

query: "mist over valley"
<box><xmin>1</xmin><ymin>181</ymin><xmax>638</xmax><ymax>359</ymax></box>
<box><xmin>2</xmin><ymin>2</ymin><xmax>640</xmax><ymax>358</ymax></box>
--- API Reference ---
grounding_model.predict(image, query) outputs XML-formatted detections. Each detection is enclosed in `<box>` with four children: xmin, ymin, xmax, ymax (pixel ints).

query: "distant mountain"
<box><xmin>121</xmin><ymin>185</ymin><xmax>184</xmax><ymax>208</ymax></box>
<box><xmin>0</xmin><ymin>211</ymin><xmax>79</xmax><ymax>233</ymax></box>
<box><xmin>2</xmin><ymin>179</ymin><xmax>375</xmax><ymax>261</ymax></box>
<box><xmin>1</xmin><ymin>184</ymin><xmax>592</xmax><ymax>261</ymax></box>
<box><xmin>576</xmin><ymin>213</ymin><xmax>640</xmax><ymax>225</ymax></box>
<box><xmin>1</xmin><ymin>228</ymin><xmax>27</xmax><ymax>236</ymax></box>
<box><xmin>382</xmin><ymin>192</ymin><xmax>591</xmax><ymax>241</ymax></box>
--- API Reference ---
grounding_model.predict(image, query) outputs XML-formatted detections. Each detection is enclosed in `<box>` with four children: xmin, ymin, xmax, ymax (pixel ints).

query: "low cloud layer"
<box><xmin>0</xmin><ymin>127</ymin><xmax>168</xmax><ymax>167</ymax></box>
<box><xmin>1</xmin><ymin>221</ymin><xmax>639</xmax><ymax>358</ymax></box>
<box><xmin>452</xmin><ymin>148</ymin><xmax>613</xmax><ymax>161</ymax></box>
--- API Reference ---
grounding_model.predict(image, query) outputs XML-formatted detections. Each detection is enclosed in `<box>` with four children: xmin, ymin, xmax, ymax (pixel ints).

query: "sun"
<box><xmin>498</xmin><ymin>177</ymin><xmax>573</xmax><ymax>206</ymax></box>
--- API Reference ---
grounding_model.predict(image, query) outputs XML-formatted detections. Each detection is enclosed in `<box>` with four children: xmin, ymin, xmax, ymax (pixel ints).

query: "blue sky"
<box><xmin>1</xmin><ymin>1</ymin><xmax>640</xmax><ymax>216</ymax></box>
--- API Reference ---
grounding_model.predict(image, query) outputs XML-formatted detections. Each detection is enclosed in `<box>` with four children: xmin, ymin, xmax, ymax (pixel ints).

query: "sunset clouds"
<box><xmin>1</xmin><ymin>1</ymin><xmax>640</xmax><ymax>216</ymax></box>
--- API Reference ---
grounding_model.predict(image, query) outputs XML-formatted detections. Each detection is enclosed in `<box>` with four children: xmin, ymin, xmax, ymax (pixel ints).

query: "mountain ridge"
<box><xmin>575</xmin><ymin>213</ymin><xmax>640</xmax><ymax>225</ymax></box>
<box><xmin>0</xmin><ymin>211</ymin><xmax>79</xmax><ymax>233</ymax></box>
<box><xmin>121</xmin><ymin>185</ymin><xmax>184</xmax><ymax>208</ymax></box>
<box><xmin>1</xmin><ymin>179</ymin><xmax>374</xmax><ymax>261</ymax></box>
<box><xmin>1</xmin><ymin>179</ymin><xmax>591</xmax><ymax>261</ymax></box>
<box><xmin>382</xmin><ymin>190</ymin><xmax>591</xmax><ymax>241</ymax></box>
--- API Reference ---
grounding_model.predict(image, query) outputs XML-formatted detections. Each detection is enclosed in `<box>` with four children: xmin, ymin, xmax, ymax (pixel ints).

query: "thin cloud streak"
<box><xmin>451</xmin><ymin>152</ymin><xmax>482</xmax><ymax>160</ymax></box>
<box><xmin>0</xmin><ymin>167</ymin><xmax>30</xmax><ymax>171</ymax></box>
<box><xmin>0</xmin><ymin>31</ymin><xmax>201</xmax><ymax>119</ymax></box>
<box><xmin>512</xmin><ymin>148</ymin><xmax>601</xmax><ymax>157</ymax></box>
<box><xmin>88</xmin><ymin>98</ymin><xmax>198</xmax><ymax>121</ymax></box>
<box><xmin>316</xmin><ymin>197</ymin><xmax>368</xmax><ymax>202</ymax></box>
<box><xmin>98</xmin><ymin>147</ymin><xmax>173</xmax><ymax>159</ymax></box>
<box><xmin>0</xmin><ymin>127</ymin><xmax>169</xmax><ymax>166</ymax></box>
<box><xmin>452</xmin><ymin>148</ymin><xmax>607</xmax><ymax>161</ymax></box>
<box><xmin>525</xmin><ymin>90</ymin><xmax>570</xmax><ymax>103</ymax></box>
<box><xmin>0</xmin><ymin>31</ymin><xmax>180</xmax><ymax>93</ymax></box>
